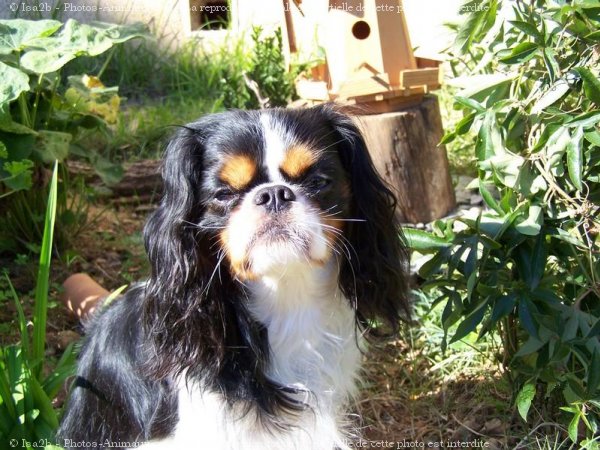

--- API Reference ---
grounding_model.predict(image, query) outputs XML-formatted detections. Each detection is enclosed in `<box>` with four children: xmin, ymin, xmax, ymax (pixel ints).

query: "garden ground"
<box><xmin>0</xmin><ymin>176</ymin><xmax>566</xmax><ymax>449</ymax></box>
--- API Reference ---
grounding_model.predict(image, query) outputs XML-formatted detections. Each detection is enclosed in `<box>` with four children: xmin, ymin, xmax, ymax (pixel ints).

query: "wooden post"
<box><xmin>355</xmin><ymin>95</ymin><xmax>456</xmax><ymax>223</ymax></box>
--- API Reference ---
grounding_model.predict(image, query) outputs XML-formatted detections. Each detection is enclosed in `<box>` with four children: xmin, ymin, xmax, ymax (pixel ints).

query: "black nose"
<box><xmin>254</xmin><ymin>185</ymin><xmax>296</xmax><ymax>212</ymax></box>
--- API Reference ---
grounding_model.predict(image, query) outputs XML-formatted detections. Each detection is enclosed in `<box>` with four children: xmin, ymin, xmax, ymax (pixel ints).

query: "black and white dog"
<box><xmin>59</xmin><ymin>105</ymin><xmax>410</xmax><ymax>450</ymax></box>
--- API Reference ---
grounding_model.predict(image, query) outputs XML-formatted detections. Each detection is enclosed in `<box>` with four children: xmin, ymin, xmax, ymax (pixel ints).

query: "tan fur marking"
<box><xmin>220</xmin><ymin>155</ymin><xmax>257</xmax><ymax>190</ymax></box>
<box><xmin>219</xmin><ymin>229</ymin><xmax>256</xmax><ymax>281</ymax></box>
<box><xmin>280</xmin><ymin>145</ymin><xmax>317</xmax><ymax>179</ymax></box>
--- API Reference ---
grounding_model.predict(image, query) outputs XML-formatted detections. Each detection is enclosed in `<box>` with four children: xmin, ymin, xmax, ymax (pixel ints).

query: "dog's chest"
<box><xmin>171</xmin><ymin>292</ymin><xmax>360</xmax><ymax>450</ymax></box>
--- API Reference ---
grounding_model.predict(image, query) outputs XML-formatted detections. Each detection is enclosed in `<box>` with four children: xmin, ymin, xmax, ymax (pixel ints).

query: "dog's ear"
<box><xmin>142</xmin><ymin>119</ymin><xmax>235</xmax><ymax>379</ymax></box>
<box><xmin>316</xmin><ymin>104</ymin><xmax>411</xmax><ymax>335</ymax></box>
<box><xmin>144</xmin><ymin>124</ymin><xmax>209</xmax><ymax>297</ymax></box>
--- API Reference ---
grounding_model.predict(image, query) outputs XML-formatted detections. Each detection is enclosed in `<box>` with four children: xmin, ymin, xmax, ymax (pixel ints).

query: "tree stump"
<box><xmin>355</xmin><ymin>95</ymin><xmax>456</xmax><ymax>223</ymax></box>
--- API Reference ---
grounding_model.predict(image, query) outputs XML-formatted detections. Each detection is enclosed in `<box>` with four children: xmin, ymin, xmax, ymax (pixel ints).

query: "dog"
<box><xmin>58</xmin><ymin>105</ymin><xmax>410</xmax><ymax>450</ymax></box>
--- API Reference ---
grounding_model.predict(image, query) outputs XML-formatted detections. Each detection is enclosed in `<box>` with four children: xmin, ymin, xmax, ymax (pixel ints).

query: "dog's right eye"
<box><xmin>215</xmin><ymin>188</ymin><xmax>237</xmax><ymax>202</ymax></box>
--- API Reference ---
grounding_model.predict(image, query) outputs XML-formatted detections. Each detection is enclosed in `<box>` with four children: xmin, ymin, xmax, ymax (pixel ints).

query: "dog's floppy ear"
<box><xmin>144</xmin><ymin>124</ymin><xmax>208</xmax><ymax>297</ymax></box>
<box><xmin>317</xmin><ymin>104</ymin><xmax>411</xmax><ymax>335</ymax></box>
<box><xmin>142</xmin><ymin>119</ymin><xmax>234</xmax><ymax>379</ymax></box>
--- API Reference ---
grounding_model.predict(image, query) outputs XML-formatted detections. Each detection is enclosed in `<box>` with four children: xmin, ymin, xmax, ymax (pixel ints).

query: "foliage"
<box><xmin>409</xmin><ymin>0</ymin><xmax>600</xmax><ymax>444</ymax></box>
<box><xmin>0</xmin><ymin>18</ymin><xmax>146</xmax><ymax>253</ymax></box>
<box><xmin>246</xmin><ymin>26</ymin><xmax>297</xmax><ymax>108</ymax></box>
<box><xmin>72</xmin><ymin>26</ymin><xmax>298</xmax><ymax>162</ymax></box>
<box><xmin>0</xmin><ymin>163</ymin><xmax>76</xmax><ymax>448</ymax></box>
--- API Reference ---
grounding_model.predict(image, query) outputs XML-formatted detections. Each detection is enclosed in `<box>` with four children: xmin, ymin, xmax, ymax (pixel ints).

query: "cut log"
<box><xmin>68</xmin><ymin>159</ymin><xmax>162</xmax><ymax>199</ymax></box>
<box><xmin>355</xmin><ymin>95</ymin><xmax>456</xmax><ymax>223</ymax></box>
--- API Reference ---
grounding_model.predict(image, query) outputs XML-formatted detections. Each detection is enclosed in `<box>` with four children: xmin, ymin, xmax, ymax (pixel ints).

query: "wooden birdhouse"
<box><xmin>288</xmin><ymin>0</ymin><xmax>442</xmax><ymax>112</ymax></box>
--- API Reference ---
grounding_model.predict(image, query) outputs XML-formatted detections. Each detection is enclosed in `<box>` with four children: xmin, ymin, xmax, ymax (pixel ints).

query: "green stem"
<box><xmin>30</xmin><ymin>73</ymin><xmax>44</xmax><ymax>129</ymax></box>
<box><xmin>97</xmin><ymin>46</ymin><xmax>116</xmax><ymax>79</ymax></box>
<box><xmin>17</xmin><ymin>93</ymin><xmax>31</xmax><ymax>128</ymax></box>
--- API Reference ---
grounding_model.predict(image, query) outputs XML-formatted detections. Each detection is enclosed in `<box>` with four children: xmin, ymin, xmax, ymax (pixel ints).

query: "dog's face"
<box><xmin>143</xmin><ymin>105</ymin><xmax>410</xmax><ymax>369</ymax></box>
<box><xmin>199</xmin><ymin>112</ymin><xmax>352</xmax><ymax>280</ymax></box>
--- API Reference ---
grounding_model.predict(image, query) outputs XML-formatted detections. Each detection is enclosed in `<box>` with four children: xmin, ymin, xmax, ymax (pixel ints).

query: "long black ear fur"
<box><xmin>316</xmin><ymin>104</ymin><xmax>411</xmax><ymax>336</ymax></box>
<box><xmin>142</xmin><ymin>118</ymin><xmax>301</xmax><ymax>424</ymax></box>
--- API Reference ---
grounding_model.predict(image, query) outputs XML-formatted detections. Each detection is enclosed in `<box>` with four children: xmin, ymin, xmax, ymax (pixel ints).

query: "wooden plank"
<box><xmin>336</xmin><ymin>73</ymin><xmax>391</xmax><ymax>98</ymax></box>
<box><xmin>400</xmin><ymin>67</ymin><xmax>441</xmax><ymax>89</ymax></box>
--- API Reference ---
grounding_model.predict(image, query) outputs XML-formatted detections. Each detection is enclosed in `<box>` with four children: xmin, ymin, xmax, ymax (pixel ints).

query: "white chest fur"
<box><xmin>141</xmin><ymin>264</ymin><xmax>361</xmax><ymax>450</ymax></box>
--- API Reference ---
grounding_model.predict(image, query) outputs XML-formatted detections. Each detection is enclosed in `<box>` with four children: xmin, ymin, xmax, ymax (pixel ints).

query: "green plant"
<box><xmin>246</xmin><ymin>26</ymin><xmax>297</xmax><ymax>108</ymax></box>
<box><xmin>72</xmin><ymin>26</ymin><xmax>298</xmax><ymax>162</ymax></box>
<box><xmin>0</xmin><ymin>163</ymin><xmax>76</xmax><ymax>448</ymax></box>
<box><xmin>0</xmin><ymin>18</ymin><xmax>146</xmax><ymax>253</ymax></box>
<box><xmin>408</xmin><ymin>0</ymin><xmax>600</xmax><ymax>444</ymax></box>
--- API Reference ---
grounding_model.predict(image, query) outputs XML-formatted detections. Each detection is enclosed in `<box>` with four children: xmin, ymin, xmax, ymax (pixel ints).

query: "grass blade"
<box><xmin>31</xmin><ymin>162</ymin><xmax>58</xmax><ymax>378</ymax></box>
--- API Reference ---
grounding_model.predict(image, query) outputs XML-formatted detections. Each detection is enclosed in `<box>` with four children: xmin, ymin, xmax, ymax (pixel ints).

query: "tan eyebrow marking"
<box><xmin>219</xmin><ymin>154</ymin><xmax>257</xmax><ymax>190</ymax></box>
<box><xmin>280</xmin><ymin>145</ymin><xmax>317</xmax><ymax>179</ymax></box>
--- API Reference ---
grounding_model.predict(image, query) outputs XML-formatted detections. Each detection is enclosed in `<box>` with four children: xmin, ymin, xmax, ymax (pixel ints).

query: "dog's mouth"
<box><xmin>253</xmin><ymin>218</ymin><xmax>296</xmax><ymax>243</ymax></box>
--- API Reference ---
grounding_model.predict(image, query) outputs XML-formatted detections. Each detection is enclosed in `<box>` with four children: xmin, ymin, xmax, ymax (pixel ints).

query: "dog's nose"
<box><xmin>254</xmin><ymin>185</ymin><xmax>296</xmax><ymax>212</ymax></box>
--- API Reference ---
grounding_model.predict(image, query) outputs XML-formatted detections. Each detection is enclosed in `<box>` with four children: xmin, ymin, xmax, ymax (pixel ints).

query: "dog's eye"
<box><xmin>215</xmin><ymin>188</ymin><xmax>236</xmax><ymax>202</ymax></box>
<box><xmin>309</xmin><ymin>176</ymin><xmax>332</xmax><ymax>190</ymax></box>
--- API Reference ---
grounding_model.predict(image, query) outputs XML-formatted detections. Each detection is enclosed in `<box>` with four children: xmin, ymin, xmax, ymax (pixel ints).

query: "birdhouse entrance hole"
<box><xmin>351</xmin><ymin>20</ymin><xmax>371</xmax><ymax>40</ymax></box>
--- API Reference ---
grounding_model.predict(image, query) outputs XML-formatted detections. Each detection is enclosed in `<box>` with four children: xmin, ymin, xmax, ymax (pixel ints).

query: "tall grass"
<box><xmin>0</xmin><ymin>163</ymin><xmax>76</xmax><ymax>446</ymax></box>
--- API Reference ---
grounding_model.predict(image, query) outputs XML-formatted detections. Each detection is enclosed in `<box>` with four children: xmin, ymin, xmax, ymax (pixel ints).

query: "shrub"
<box><xmin>408</xmin><ymin>0</ymin><xmax>600</xmax><ymax>444</ymax></box>
<box><xmin>0</xmin><ymin>18</ymin><xmax>146</xmax><ymax>253</ymax></box>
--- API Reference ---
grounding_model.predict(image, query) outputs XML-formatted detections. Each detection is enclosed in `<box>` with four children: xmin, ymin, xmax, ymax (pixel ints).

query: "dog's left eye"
<box><xmin>308</xmin><ymin>175</ymin><xmax>332</xmax><ymax>190</ymax></box>
<box><xmin>215</xmin><ymin>188</ymin><xmax>237</xmax><ymax>202</ymax></box>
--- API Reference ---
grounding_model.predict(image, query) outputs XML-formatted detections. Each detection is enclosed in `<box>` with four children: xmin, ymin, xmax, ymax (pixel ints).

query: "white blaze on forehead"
<box><xmin>260</xmin><ymin>113</ymin><xmax>289</xmax><ymax>181</ymax></box>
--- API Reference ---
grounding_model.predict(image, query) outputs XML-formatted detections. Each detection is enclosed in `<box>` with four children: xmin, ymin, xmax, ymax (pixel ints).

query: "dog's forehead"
<box><xmin>215</xmin><ymin>111</ymin><xmax>323</xmax><ymax>189</ymax></box>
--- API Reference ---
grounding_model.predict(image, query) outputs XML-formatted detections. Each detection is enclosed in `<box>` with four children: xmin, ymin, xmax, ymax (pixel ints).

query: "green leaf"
<box><xmin>574</xmin><ymin>67</ymin><xmax>600</xmax><ymax>107</ymax></box>
<box><xmin>490</xmin><ymin>293</ymin><xmax>517</xmax><ymax>322</ymax></box>
<box><xmin>545</xmin><ymin>127</ymin><xmax>571</xmax><ymax>168</ymax></box>
<box><xmin>567</xmin><ymin>126</ymin><xmax>584</xmax><ymax>190</ymax></box>
<box><xmin>588</xmin><ymin>349</ymin><xmax>600</xmax><ymax>396</ymax></box>
<box><xmin>584</xmin><ymin>130</ymin><xmax>600</xmax><ymax>146</ymax></box>
<box><xmin>530</xmin><ymin>231</ymin><xmax>547</xmax><ymax>289</ymax></box>
<box><xmin>516</xmin><ymin>382</ymin><xmax>536</xmax><ymax>421</ymax></box>
<box><xmin>531</xmin><ymin>79</ymin><xmax>570</xmax><ymax>114</ymax></box>
<box><xmin>0</xmin><ymin>19</ymin><xmax>61</xmax><ymax>54</ymax></box>
<box><xmin>20</xmin><ymin>20</ymin><xmax>147</xmax><ymax>74</ymax></box>
<box><xmin>404</xmin><ymin>228</ymin><xmax>450</xmax><ymax>251</ymax></box>
<box><xmin>566</xmin><ymin>111</ymin><xmax>600</xmax><ymax>128</ymax></box>
<box><xmin>33</xmin><ymin>130</ymin><xmax>72</xmax><ymax>163</ymax></box>
<box><xmin>518</xmin><ymin>295</ymin><xmax>539</xmax><ymax>339</ymax></box>
<box><xmin>499</xmin><ymin>42</ymin><xmax>539</xmax><ymax>64</ymax></box>
<box><xmin>515</xmin><ymin>335</ymin><xmax>546</xmax><ymax>356</ymax></box>
<box><xmin>568</xmin><ymin>412</ymin><xmax>581</xmax><ymax>443</ymax></box>
<box><xmin>440</xmin><ymin>130</ymin><xmax>456</xmax><ymax>145</ymax></box>
<box><xmin>455</xmin><ymin>0</ymin><xmax>489</xmax><ymax>54</ymax></box>
<box><xmin>476</xmin><ymin>111</ymin><xmax>502</xmax><ymax>161</ymax></box>
<box><xmin>509</xmin><ymin>20</ymin><xmax>543</xmax><ymax>42</ymax></box>
<box><xmin>455</xmin><ymin>112</ymin><xmax>477</xmax><ymax>135</ymax></box>
<box><xmin>0</xmin><ymin>61</ymin><xmax>29</xmax><ymax>107</ymax></box>
<box><xmin>515</xmin><ymin>205</ymin><xmax>543</xmax><ymax>236</ymax></box>
<box><xmin>450</xmin><ymin>300</ymin><xmax>488</xmax><ymax>344</ymax></box>
<box><xmin>478</xmin><ymin>180</ymin><xmax>503</xmax><ymax>214</ymax></box>
<box><xmin>542</xmin><ymin>48</ymin><xmax>560</xmax><ymax>81</ymax></box>
<box><xmin>1</xmin><ymin>159</ymin><xmax>33</xmax><ymax>192</ymax></box>
<box><xmin>455</xmin><ymin>73</ymin><xmax>513</xmax><ymax>101</ymax></box>
<box><xmin>31</xmin><ymin>162</ymin><xmax>58</xmax><ymax>377</ymax></box>
<box><xmin>454</xmin><ymin>96</ymin><xmax>486</xmax><ymax>113</ymax></box>
<box><xmin>93</xmin><ymin>156</ymin><xmax>124</xmax><ymax>186</ymax></box>
<box><xmin>587</xmin><ymin>319</ymin><xmax>600</xmax><ymax>338</ymax></box>
<box><xmin>20</xmin><ymin>49</ymin><xmax>77</xmax><ymax>74</ymax></box>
